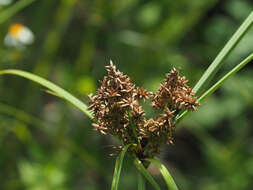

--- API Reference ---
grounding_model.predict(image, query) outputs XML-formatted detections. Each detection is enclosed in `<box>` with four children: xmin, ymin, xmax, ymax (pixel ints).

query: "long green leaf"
<box><xmin>177</xmin><ymin>53</ymin><xmax>253</xmax><ymax>122</ymax></box>
<box><xmin>0</xmin><ymin>0</ymin><xmax>37</xmax><ymax>24</ymax></box>
<box><xmin>0</xmin><ymin>69</ymin><xmax>93</xmax><ymax>118</ymax></box>
<box><xmin>138</xmin><ymin>172</ymin><xmax>146</xmax><ymax>190</ymax></box>
<box><xmin>111</xmin><ymin>144</ymin><xmax>131</xmax><ymax>190</ymax></box>
<box><xmin>147</xmin><ymin>159</ymin><xmax>178</xmax><ymax>190</ymax></box>
<box><xmin>134</xmin><ymin>158</ymin><xmax>161</xmax><ymax>190</ymax></box>
<box><xmin>193</xmin><ymin>11</ymin><xmax>253</xmax><ymax>95</ymax></box>
<box><xmin>197</xmin><ymin>53</ymin><xmax>253</xmax><ymax>103</ymax></box>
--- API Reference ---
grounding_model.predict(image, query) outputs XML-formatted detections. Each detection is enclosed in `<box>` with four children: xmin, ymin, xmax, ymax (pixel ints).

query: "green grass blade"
<box><xmin>193</xmin><ymin>11</ymin><xmax>253</xmax><ymax>95</ymax></box>
<box><xmin>197</xmin><ymin>53</ymin><xmax>253</xmax><ymax>102</ymax></box>
<box><xmin>177</xmin><ymin>53</ymin><xmax>253</xmax><ymax>122</ymax></box>
<box><xmin>111</xmin><ymin>144</ymin><xmax>131</xmax><ymax>190</ymax></box>
<box><xmin>134</xmin><ymin>158</ymin><xmax>161</xmax><ymax>190</ymax></box>
<box><xmin>0</xmin><ymin>69</ymin><xmax>93</xmax><ymax>118</ymax></box>
<box><xmin>147</xmin><ymin>159</ymin><xmax>179</xmax><ymax>190</ymax></box>
<box><xmin>0</xmin><ymin>0</ymin><xmax>37</xmax><ymax>24</ymax></box>
<box><xmin>138</xmin><ymin>172</ymin><xmax>146</xmax><ymax>190</ymax></box>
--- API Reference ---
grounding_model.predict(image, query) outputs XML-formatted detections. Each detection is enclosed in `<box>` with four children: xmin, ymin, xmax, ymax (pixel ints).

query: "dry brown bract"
<box><xmin>88</xmin><ymin>61</ymin><xmax>199</xmax><ymax>158</ymax></box>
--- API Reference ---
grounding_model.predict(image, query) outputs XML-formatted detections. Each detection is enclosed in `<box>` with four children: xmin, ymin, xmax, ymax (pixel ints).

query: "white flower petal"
<box><xmin>18</xmin><ymin>27</ymin><xmax>34</xmax><ymax>45</ymax></box>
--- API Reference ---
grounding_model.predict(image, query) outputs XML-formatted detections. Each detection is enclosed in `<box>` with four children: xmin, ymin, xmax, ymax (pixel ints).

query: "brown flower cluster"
<box><xmin>88</xmin><ymin>61</ymin><xmax>148</xmax><ymax>145</ymax></box>
<box><xmin>88</xmin><ymin>61</ymin><xmax>199</xmax><ymax>158</ymax></box>
<box><xmin>152</xmin><ymin>68</ymin><xmax>199</xmax><ymax>111</ymax></box>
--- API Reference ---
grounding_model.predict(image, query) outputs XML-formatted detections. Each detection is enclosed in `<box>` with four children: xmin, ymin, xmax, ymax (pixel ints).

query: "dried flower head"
<box><xmin>88</xmin><ymin>61</ymin><xmax>199</xmax><ymax>159</ymax></box>
<box><xmin>88</xmin><ymin>61</ymin><xmax>146</xmax><ymax>145</ymax></box>
<box><xmin>152</xmin><ymin>68</ymin><xmax>199</xmax><ymax>111</ymax></box>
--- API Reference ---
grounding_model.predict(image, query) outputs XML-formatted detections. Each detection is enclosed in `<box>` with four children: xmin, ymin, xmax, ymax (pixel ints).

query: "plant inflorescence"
<box><xmin>88</xmin><ymin>61</ymin><xmax>200</xmax><ymax>160</ymax></box>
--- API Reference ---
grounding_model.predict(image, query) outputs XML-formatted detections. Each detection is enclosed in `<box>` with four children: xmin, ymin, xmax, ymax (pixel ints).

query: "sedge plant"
<box><xmin>0</xmin><ymin>11</ymin><xmax>253</xmax><ymax>190</ymax></box>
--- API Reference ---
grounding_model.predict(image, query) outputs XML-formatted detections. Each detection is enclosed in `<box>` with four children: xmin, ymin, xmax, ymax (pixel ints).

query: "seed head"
<box><xmin>88</xmin><ymin>62</ymin><xmax>199</xmax><ymax>158</ymax></box>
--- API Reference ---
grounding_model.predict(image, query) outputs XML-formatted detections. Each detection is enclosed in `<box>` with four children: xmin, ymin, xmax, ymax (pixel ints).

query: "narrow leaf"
<box><xmin>41</xmin><ymin>89</ymin><xmax>63</xmax><ymax>98</ymax></box>
<box><xmin>138</xmin><ymin>172</ymin><xmax>146</xmax><ymax>190</ymax></box>
<box><xmin>177</xmin><ymin>53</ymin><xmax>253</xmax><ymax>122</ymax></box>
<box><xmin>111</xmin><ymin>144</ymin><xmax>131</xmax><ymax>190</ymax></box>
<box><xmin>193</xmin><ymin>11</ymin><xmax>253</xmax><ymax>95</ymax></box>
<box><xmin>0</xmin><ymin>0</ymin><xmax>37</xmax><ymax>24</ymax></box>
<box><xmin>0</xmin><ymin>69</ymin><xmax>93</xmax><ymax>118</ymax></box>
<box><xmin>134</xmin><ymin>158</ymin><xmax>161</xmax><ymax>190</ymax></box>
<box><xmin>147</xmin><ymin>159</ymin><xmax>179</xmax><ymax>190</ymax></box>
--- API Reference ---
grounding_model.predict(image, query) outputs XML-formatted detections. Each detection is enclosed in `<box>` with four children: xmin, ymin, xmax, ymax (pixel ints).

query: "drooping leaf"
<box><xmin>0</xmin><ymin>69</ymin><xmax>93</xmax><ymax>118</ymax></box>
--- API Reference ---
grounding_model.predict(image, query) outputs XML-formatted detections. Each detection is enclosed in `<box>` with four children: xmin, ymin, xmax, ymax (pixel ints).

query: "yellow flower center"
<box><xmin>8</xmin><ymin>24</ymin><xmax>24</xmax><ymax>38</ymax></box>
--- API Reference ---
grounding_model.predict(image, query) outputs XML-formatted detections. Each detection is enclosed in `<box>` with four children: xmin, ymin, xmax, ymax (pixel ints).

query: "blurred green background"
<box><xmin>0</xmin><ymin>0</ymin><xmax>253</xmax><ymax>189</ymax></box>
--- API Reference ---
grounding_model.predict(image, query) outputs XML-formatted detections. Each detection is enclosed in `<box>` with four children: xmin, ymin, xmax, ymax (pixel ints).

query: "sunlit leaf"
<box><xmin>0</xmin><ymin>69</ymin><xmax>93</xmax><ymax>118</ymax></box>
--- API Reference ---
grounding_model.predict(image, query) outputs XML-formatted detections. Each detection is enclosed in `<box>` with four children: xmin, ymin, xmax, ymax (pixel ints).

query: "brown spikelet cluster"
<box><xmin>88</xmin><ymin>61</ymin><xmax>199</xmax><ymax>158</ymax></box>
<box><xmin>152</xmin><ymin>68</ymin><xmax>199</xmax><ymax>111</ymax></box>
<box><xmin>88</xmin><ymin>61</ymin><xmax>148</xmax><ymax>144</ymax></box>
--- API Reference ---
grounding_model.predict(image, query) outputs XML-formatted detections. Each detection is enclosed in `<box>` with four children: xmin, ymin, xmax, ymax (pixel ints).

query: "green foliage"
<box><xmin>147</xmin><ymin>159</ymin><xmax>178</xmax><ymax>190</ymax></box>
<box><xmin>111</xmin><ymin>145</ymin><xmax>130</xmax><ymax>190</ymax></box>
<box><xmin>134</xmin><ymin>158</ymin><xmax>161</xmax><ymax>190</ymax></box>
<box><xmin>0</xmin><ymin>70</ymin><xmax>92</xmax><ymax>118</ymax></box>
<box><xmin>0</xmin><ymin>0</ymin><xmax>37</xmax><ymax>24</ymax></box>
<box><xmin>1</xmin><ymin>0</ymin><xmax>253</xmax><ymax>189</ymax></box>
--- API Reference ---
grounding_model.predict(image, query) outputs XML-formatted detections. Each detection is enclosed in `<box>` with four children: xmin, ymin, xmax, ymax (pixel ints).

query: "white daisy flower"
<box><xmin>4</xmin><ymin>23</ymin><xmax>34</xmax><ymax>48</ymax></box>
<box><xmin>0</xmin><ymin>0</ymin><xmax>12</xmax><ymax>6</ymax></box>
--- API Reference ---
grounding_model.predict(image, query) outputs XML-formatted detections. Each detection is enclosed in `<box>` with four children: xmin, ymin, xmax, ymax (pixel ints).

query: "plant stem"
<box><xmin>177</xmin><ymin>53</ymin><xmax>253</xmax><ymax>122</ymax></box>
<box><xmin>111</xmin><ymin>145</ymin><xmax>131</xmax><ymax>190</ymax></box>
<box><xmin>0</xmin><ymin>0</ymin><xmax>37</xmax><ymax>24</ymax></box>
<box><xmin>193</xmin><ymin>11</ymin><xmax>253</xmax><ymax>95</ymax></box>
<box><xmin>134</xmin><ymin>158</ymin><xmax>161</xmax><ymax>190</ymax></box>
<box><xmin>138</xmin><ymin>172</ymin><xmax>146</xmax><ymax>190</ymax></box>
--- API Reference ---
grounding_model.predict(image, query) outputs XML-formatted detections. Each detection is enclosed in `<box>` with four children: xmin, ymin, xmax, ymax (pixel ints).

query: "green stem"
<box><xmin>0</xmin><ymin>0</ymin><xmax>37</xmax><ymax>24</ymax></box>
<box><xmin>193</xmin><ymin>11</ymin><xmax>253</xmax><ymax>95</ymax></box>
<box><xmin>147</xmin><ymin>158</ymin><xmax>179</xmax><ymax>190</ymax></box>
<box><xmin>138</xmin><ymin>172</ymin><xmax>146</xmax><ymax>190</ymax></box>
<box><xmin>111</xmin><ymin>144</ymin><xmax>131</xmax><ymax>190</ymax></box>
<box><xmin>177</xmin><ymin>53</ymin><xmax>253</xmax><ymax>122</ymax></box>
<box><xmin>134</xmin><ymin>158</ymin><xmax>161</xmax><ymax>190</ymax></box>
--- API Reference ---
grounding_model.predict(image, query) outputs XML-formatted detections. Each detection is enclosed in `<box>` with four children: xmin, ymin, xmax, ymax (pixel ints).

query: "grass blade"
<box><xmin>134</xmin><ymin>158</ymin><xmax>161</xmax><ymax>190</ymax></box>
<box><xmin>0</xmin><ymin>0</ymin><xmax>37</xmax><ymax>24</ymax></box>
<box><xmin>147</xmin><ymin>159</ymin><xmax>179</xmax><ymax>190</ymax></box>
<box><xmin>193</xmin><ymin>11</ymin><xmax>253</xmax><ymax>95</ymax></box>
<box><xmin>197</xmin><ymin>53</ymin><xmax>253</xmax><ymax>103</ymax></box>
<box><xmin>177</xmin><ymin>53</ymin><xmax>253</xmax><ymax>122</ymax></box>
<box><xmin>111</xmin><ymin>144</ymin><xmax>131</xmax><ymax>190</ymax></box>
<box><xmin>138</xmin><ymin>172</ymin><xmax>146</xmax><ymax>190</ymax></box>
<box><xmin>0</xmin><ymin>69</ymin><xmax>93</xmax><ymax>118</ymax></box>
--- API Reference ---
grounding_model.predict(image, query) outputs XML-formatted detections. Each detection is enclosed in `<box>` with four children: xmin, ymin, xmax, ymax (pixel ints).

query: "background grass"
<box><xmin>1</xmin><ymin>0</ymin><xmax>253</xmax><ymax>189</ymax></box>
